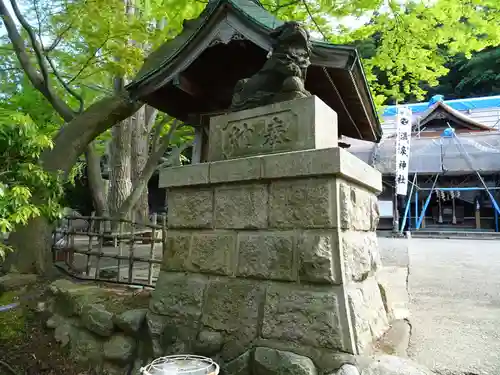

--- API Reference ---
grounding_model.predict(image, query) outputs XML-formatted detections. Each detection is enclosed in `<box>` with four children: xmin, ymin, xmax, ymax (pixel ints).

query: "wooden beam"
<box><xmin>172</xmin><ymin>74</ymin><xmax>202</xmax><ymax>96</ymax></box>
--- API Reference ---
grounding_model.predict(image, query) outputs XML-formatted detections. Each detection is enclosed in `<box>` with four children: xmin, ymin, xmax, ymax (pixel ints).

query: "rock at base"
<box><xmin>54</xmin><ymin>321</ymin><xmax>78</xmax><ymax>347</ymax></box>
<box><xmin>46</xmin><ymin>314</ymin><xmax>66</xmax><ymax>329</ymax></box>
<box><xmin>49</xmin><ymin>279</ymin><xmax>104</xmax><ymax>317</ymax></box>
<box><xmin>253</xmin><ymin>347</ymin><xmax>317</xmax><ymax>375</ymax></box>
<box><xmin>103</xmin><ymin>334</ymin><xmax>137</xmax><ymax>363</ymax></box>
<box><xmin>70</xmin><ymin>329</ymin><xmax>103</xmax><ymax>364</ymax></box>
<box><xmin>375</xmin><ymin>320</ymin><xmax>411</xmax><ymax>357</ymax></box>
<box><xmin>255</xmin><ymin>339</ymin><xmax>357</xmax><ymax>374</ymax></box>
<box><xmin>146</xmin><ymin>312</ymin><xmax>169</xmax><ymax>357</ymax></box>
<box><xmin>81</xmin><ymin>304</ymin><xmax>114</xmax><ymax>337</ymax></box>
<box><xmin>0</xmin><ymin>273</ymin><xmax>38</xmax><ymax>292</ymax></box>
<box><xmin>195</xmin><ymin>330</ymin><xmax>223</xmax><ymax>355</ymax></box>
<box><xmin>223</xmin><ymin>350</ymin><xmax>251</xmax><ymax>375</ymax></box>
<box><xmin>101</xmin><ymin>361</ymin><xmax>131</xmax><ymax>375</ymax></box>
<box><xmin>114</xmin><ymin>308</ymin><xmax>147</xmax><ymax>335</ymax></box>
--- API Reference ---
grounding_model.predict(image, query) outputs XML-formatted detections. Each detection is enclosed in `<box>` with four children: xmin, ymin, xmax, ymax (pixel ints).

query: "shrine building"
<box><xmin>347</xmin><ymin>95</ymin><xmax>500</xmax><ymax>233</ymax></box>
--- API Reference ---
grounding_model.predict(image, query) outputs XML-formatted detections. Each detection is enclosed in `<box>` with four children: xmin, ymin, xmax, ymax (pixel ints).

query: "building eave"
<box><xmin>126</xmin><ymin>0</ymin><xmax>381</xmax><ymax>142</ymax></box>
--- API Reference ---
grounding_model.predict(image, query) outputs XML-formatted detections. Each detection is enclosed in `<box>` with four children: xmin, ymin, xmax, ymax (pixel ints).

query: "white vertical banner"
<box><xmin>395</xmin><ymin>106</ymin><xmax>412</xmax><ymax>195</ymax></box>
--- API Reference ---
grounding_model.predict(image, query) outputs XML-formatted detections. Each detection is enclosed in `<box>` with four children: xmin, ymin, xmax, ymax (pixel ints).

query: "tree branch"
<box><xmin>45</xmin><ymin>54</ymin><xmax>84</xmax><ymax>113</ymax></box>
<box><xmin>0</xmin><ymin>0</ymin><xmax>75</xmax><ymax>121</ymax></box>
<box><xmin>0</xmin><ymin>67</ymin><xmax>23</xmax><ymax>72</ymax></box>
<box><xmin>43</xmin><ymin>92</ymin><xmax>143</xmax><ymax>178</ymax></box>
<box><xmin>151</xmin><ymin>116</ymin><xmax>172</xmax><ymax>152</ymax></box>
<box><xmin>0</xmin><ymin>0</ymin><xmax>44</xmax><ymax>87</ymax></box>
<box><xmin>145</xmin><ymin>105</ymin><xmax>158</xmax><ymax>132</ymax></box>
<box><xmin>9</xmin><ymin>0</ymin><xmax>50</xmax><ymax>84</ymax></box>
<box><xmin>32</xmin><ymin>0</ymin><xmax>43</xmax><ymax>43</ymax></box>
<box><xmin>117</xmin><ymin>139</ymin><xmax>192</xmax><ymax>219</ymax></box>
<box><xmin>66</xmin><ymin>29</ymin><xmax>111</xmax><ymax>85</ymax></box>
<box><xmin>44</xmin><ymin>22</ymin><xmax>74</xmax><ymax>53</ymax></box>
<box><xmin>157</xmin><ymin>141</ymin><xmax>191</xmax><ymax>169</ymax></box>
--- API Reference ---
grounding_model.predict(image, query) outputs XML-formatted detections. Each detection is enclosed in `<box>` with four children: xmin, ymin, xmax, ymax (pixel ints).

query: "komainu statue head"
<box><xmin>269</xmin><ymin>21</ymin><xmax>312</xmax><ymax>64</ymax></box>
<box><xmin>229</xmin><ymin>21</ymin><xmax>313</xmax><ymax>112</ymax></box>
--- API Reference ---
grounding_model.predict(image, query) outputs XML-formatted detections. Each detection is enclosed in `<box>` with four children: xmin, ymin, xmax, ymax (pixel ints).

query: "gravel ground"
<box><xmin>379</xmin><ymin>236</ymin><xmax>500</xmax><ymax>375</ymax></box>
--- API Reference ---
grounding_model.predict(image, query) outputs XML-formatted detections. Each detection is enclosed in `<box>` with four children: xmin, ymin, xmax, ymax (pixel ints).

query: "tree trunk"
<box><xmin>8</xmin><ymin>216</ymin><xmax>54</xmax><ymax>276</ymax></box>
<box><xmin>131</xmin><ymin>105</ymin><xmax>150</xmax><ymax>224</ymax></box>
<box><xmin>107</xmin><ymin>118</ymin><xmax>133</xmax><ymax>219</ymax></box>
<box><xmin>103</xmin><ymin>0</ymin><xmax>137</xmax><ymax>224</ymax></box>
<box><xmin>86</xmin><ymin>142</ymin><xmax>108</xmax><ymax>216</ymax></box>
<box><xmin>8</xmin><ymin>93</ymin><xmax>141</xmax><ymax>274</ymax></box>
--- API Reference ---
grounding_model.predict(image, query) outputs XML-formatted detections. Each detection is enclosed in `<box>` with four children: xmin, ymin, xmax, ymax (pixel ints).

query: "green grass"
<box><xmin>0</xmin><ymin>291</ymin><xmax>26</xmax><ymax>341</ymax></box>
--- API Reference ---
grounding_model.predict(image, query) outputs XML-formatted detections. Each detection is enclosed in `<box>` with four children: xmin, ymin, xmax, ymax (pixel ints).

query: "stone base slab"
<box><xmin>165</xmin><ymin>178</ymin><xmax>380</xmax><ymax>234</ymax></box>
<box><xmin>376</xmin><ymin>266</ymin><xmax>410</xmax><ymax>321</ymax></box>
<box><xmin>159</xmin><ymin>147</ymin><xmax>381</xmax><ymax>194</ymax></box>
<box><xmin>374</xmin><ymin>320</ymin><xmax>411</xmax><ymax>357</ymax></box>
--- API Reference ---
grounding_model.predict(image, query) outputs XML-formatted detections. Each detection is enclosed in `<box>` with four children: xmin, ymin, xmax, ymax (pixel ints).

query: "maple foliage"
<box><xmin>266</xmin><ymin>0</ymin><xmax>500</xmax><ymax>105</ymax></box>
<box><xmin>3</xmin><ymin>0</ymin><xmax>499</xmax><ymax>111</ymax></box>
<box><xmin>0</xmin><ymin>109</ymin><xmax>63</xmax><ymax>259</ymax></box>
<box><xmin>356</xmin><ymin>0</ymin><xmax>500</xmax><ymax>105</ymax></box>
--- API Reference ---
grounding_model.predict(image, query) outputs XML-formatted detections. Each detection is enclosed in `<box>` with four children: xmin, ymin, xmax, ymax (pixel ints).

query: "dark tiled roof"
<box><xmin>132</xmin><ymin>0</ymin><xmax>353</xmax><ymax>87</ymax></box>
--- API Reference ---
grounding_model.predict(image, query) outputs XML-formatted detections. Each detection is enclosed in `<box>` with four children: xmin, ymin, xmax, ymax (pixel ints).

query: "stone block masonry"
<box><xmin>154</xmin><ymin>97</ymin><xmax>390</xmax><ymax>372</ymax></box>
<box><xmin>158</xmin><ymin>151</ymin><xmax>386</xmax><ymax>364</ymax></box>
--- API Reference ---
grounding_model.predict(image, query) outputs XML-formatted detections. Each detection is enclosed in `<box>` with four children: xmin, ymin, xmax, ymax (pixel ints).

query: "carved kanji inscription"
<box><xmin>221</xmin><ymin>110</ymin><xmax>298</xmax><ymax>159</ymax></box>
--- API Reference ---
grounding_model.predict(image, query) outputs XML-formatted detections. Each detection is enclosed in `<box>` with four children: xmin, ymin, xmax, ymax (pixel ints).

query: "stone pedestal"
<box><xmin>153</xmin><ymin>97</ymin><xmax>388</xmax><ymax>371</ymax></box>
<box><xmin>207</xmin><ymin>96</ymin><xmax>338</xmax><ymax>162</ymax></box>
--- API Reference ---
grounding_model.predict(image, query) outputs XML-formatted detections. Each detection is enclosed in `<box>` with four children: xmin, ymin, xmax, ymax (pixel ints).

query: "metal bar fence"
<box><xmin>52</xmin><ymin>213</ymin><xmax>166</xmax><ymax>288</ymax></box>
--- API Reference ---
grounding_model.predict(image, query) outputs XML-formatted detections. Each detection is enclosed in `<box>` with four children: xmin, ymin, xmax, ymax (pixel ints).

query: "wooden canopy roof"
<box><xmin>126</xmin><ymin>0</ymin><xmax>382</xmax><ymax>142</ymax></box>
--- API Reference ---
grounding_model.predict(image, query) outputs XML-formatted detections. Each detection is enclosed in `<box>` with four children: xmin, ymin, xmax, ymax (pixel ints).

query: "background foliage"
<box><xmin>0</xmin><ymin>109</ymin><xmax>63</xmax><ymax>258</ymax></box>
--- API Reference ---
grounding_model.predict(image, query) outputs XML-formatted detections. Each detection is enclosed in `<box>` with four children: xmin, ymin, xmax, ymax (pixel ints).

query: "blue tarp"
<box><xmin>428</xmin><ymin>94</ymin><xmax>444</xmax><ymax>107</ymax></box>
<box><xmin>383</xmin><ymin>95</ymin><xmax>500</xmax><ymax>117</ymax></box>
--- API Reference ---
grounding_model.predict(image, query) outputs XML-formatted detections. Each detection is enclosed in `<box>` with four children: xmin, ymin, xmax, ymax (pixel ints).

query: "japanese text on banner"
<box><xmin>395</xmin><ymin>106</ymin><xmax>412</xmax><ymax>195</ymax></box>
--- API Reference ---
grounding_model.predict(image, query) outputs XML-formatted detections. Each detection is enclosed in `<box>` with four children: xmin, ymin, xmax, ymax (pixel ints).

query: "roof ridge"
<box><xmin>417</xmin><ymin>101</ymin><xmax>492</xmax><ymax>131</ymax></box>
<box><xmin>385</xmin><ymin>95</ymin><xmax>500</xmax><ymax>109</ymax></box>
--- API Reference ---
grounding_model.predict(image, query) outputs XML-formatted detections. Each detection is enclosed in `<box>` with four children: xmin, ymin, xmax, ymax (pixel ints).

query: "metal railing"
<box><xmin>52</xmin><ymin>213</ymin><xmax>166</xmax><ymax>288</ymax></box>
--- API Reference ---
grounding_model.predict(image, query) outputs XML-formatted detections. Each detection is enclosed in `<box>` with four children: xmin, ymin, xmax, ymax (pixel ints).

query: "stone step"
<box><xmin>408</xmin><ymin>231</ymin><xmax>500</xmax><ymax>240</ymax></box>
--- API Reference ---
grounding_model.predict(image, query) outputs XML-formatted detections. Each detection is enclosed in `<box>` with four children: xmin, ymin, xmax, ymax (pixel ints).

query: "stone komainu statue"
<box><xmin>229</xmin><ymin>21</ymin><xmax>312</xmax><ymax>112</ymax></box>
